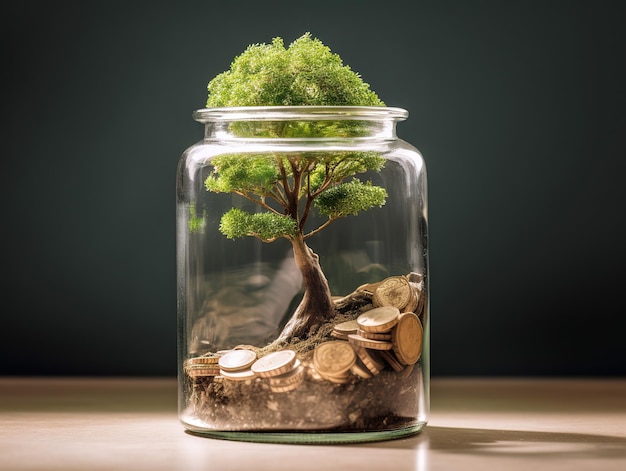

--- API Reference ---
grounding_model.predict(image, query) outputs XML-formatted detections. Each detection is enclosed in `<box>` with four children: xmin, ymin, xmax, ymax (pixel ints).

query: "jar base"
<box><xmin>183</xmin><ymin>422</ymin><xmax>427</xmax><ymax>444</ymax></box>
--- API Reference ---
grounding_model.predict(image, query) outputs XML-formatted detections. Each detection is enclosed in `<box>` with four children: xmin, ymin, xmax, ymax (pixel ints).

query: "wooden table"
<box><xmin>1</xmin><ymin>377</ymin><xmax>625</xmax><ymax>470</ymax></box>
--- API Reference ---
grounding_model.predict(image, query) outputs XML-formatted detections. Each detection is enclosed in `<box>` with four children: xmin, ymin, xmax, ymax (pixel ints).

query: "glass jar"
<box><xmin>176</xmin><ymin>106</ymin><xmax>429</xmax><ymax>443</ymax></box>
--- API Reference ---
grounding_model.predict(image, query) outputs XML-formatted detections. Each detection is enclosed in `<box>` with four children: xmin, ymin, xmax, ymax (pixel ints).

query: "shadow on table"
<box><xmin>420</xmin><ymin>426</ymin><xmax>626</xmax><ymax>459</ymax></box>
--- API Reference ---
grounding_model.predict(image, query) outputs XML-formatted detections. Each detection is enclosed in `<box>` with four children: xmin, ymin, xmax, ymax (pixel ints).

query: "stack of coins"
<box><xmin>331</xmin><ymin>319</ymin><xmax>358</xmax><ymax>340</ymax></box>
<box><xmin>184</xmin><ymin>353</ymin><xmax>222</xmax><ymax>379</ymax></box>
<box><xmin>218</xmin><ymin>348</ymin><xmax>257</xmax><ymax>381</ymax></box>
<box><xmin>251</xmin><ymin>349</ymin><xmax>304</xmax><ymax>392</ymax></box>
<box><xmin>313</xmin><ymin>341</ymin><xmax>357</xmax><ymax>384</ymax></box>
<box><xmin>350</xmin><ymin>305</ymin><xmax>423</xmax><ymax>372</ymax></box>
<box><xmin>347</xmin><ymin>306</ymin><xmax>397</xmax><ymax>375</ymax></box>
<box><xmin>352</xmin><ymin>345</ymin><xmax>385</xmax><ymax>376</ymax></box>
<box><xmin>349</xmin><ymin>306</ymin><xmax>398</xmax><ymax>350</ymax></box>
<box><xmin>314</xmin><ymin>300</ymin><xmax>424</xmax><ymax>382</ymax></box>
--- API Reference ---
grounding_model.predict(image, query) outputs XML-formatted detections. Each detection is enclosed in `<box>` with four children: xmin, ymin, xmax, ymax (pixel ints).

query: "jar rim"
<box><xmin>193</xmin><ymin>106</ymin><xmax>408</xmax><ymax>122</ymax></box>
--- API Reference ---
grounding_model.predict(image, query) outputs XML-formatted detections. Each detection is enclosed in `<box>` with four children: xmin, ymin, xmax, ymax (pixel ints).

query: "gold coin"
<box><xmin>357</xmin><ymin>328</ymin><xmax>392</xmax><ymax>341</ymax></box>
<box><xmin>184</xmin><ymin>353</ymin><xmax>220</xmax><ymax>365</ymax></box>
<box><xmin>352</xmin><ymin>346</ymin><xmax>385</xmax><ymax>375</ymax></box>
<box><xmin>357</xmin><ymin>306</ymin><xmax>400</xmax><ymax>333</ymax></box>
<box><xmin>251</xmin><ymin>349</ymin><xmax>297</xmax><ymax>378</ymax></box>
<box><xmin>379</xmin><ymin>350</ymin><xmax>406</xmax><ymax>372</ymax></box>
<box><xmin>318</xmin><ymin>369</ymin><xmax>351</xmax><ymax>384</ymax></box>
<box><xmin>270</xmin><ymin>374</ymin><xmax>304</xmax><ymax>392</ymax></box>
<box><xmin>411</xmin><ymin>281</ymin><xmax>426</xmax><ymax>318</ymax></box>
<box><xmin>348</xmin><ymin>334</ymin><xmax>393</xmax><ymax>351</ymax></box>
<box><xmin>186</xmin><ymin>366</ymin><xmax>221</xmax><ymax>378</ymax></box>
<box><xmin>402</xmin><ymin>287</ymin><xmax>419</xmax><ymax>313</ymax></box>
<box><xmin>350</xmin><ymin>358</ymin><xmax>373</xmax><ymax>379</ymax></box>
<box><xmin>401</xmin><ymin>363</ymin><xmax>415</xmax><ymax>379</ymax></box>
<box><xmin>373</xmin><ymin>276</ymin><xmax>413</xmax><ymax>310</ymax></box>
<box><xmin>313</xmin><ymin>341</ymin><xmax>356</xmax><ymax>377</ymax></box>
<box><xmin>391</xmin><ymin>312</ymin><xmax>423</xmax><ymax>365</ymax></box>
<box><xmin>220</xmin><ymin>368</ymin><xmax>256</xmax><ymax>381</ymax></box>
<box><xmin>330</xmin><ymin>330</ymin><xmax>350</xmax><ymax>340</ymax></box>
<box><xmin>268</xmin><ymin>360</ymin><xmax>304</xmax><ymax>387</ymax></box>
<box><xmin>333</xmin><ymin>319</ymin><xmax>359</xmax><ymax>334</ymax></box>
<box><xmin>218</xmin><ymin>349</ymin><xmax>257</xmax><ymax>372</ymax></box>
<box><xmin>331</xmin><ymin>319</ymin><xmax>358</xmax><ymax>340</ymax></box>
<box><xmin>407</xmin><ymin>279</ymin><xmax>425</xmax><ymax>312</ymax></box>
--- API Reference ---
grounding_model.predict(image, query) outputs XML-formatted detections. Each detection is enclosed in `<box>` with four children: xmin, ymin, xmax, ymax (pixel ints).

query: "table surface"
<box><xmin>1</xmin><ymin>377</ymin><xmax>625</xmax><ymax>471</ymax></box>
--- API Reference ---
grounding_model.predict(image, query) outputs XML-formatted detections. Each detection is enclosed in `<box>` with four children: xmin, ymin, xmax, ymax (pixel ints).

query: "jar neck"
<box><xmin>192</xmin><ymin>106</ymin><xmax>408</xmax><ymax>140</ymax></box>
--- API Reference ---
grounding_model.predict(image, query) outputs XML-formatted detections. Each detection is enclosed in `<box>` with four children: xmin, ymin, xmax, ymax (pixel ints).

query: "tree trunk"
<box><xmin>275</xmin><ymin>234</ymin><xmax>336</xmax><ymax>342</ymax></box>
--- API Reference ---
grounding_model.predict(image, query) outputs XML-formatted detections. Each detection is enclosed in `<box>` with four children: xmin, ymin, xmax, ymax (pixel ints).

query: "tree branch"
<box><xmin>268</xmin><ymin>188</ymin><xmax>289</xmax><ymax>209</ymax></box>
<box><xmin>277</xmin><ymin>159</ymin><xmax>291</xmax><ymax>194</ymax></box>
<box><xmin>310</xmin><ymin>162</ymin><xmax>335</xmax><ymax>198</ymax></box>
<box><xmin>303</xmin><ymin>217</ymin><xmax>338</xmax><ymax>239</ymax></box>
<box><xmin>288</xmin><ymin>158</ymin><xmax>303</xmax><ymax>220</ymax></box>
<box><xmin>234</xmin><ymin>191</ymin><xmax>285</xmax><ymax>216</ymax></box>
<box><xmin>299</xmin><ymin>172</ymin><xmax>313</xmax><ymax>231</ymax></box>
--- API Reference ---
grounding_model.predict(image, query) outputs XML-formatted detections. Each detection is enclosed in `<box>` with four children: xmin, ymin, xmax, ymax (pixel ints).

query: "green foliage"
<box><xmin>314</xmin><ymin>179</ymin><xmax>387</xmax><ymax>218</ymax></box>
<box><xmin>219</xmin><ymin>208</ymin><xmax>298</xmax><ymax>242</ymax></box>
<box><xmin>204</xmin><ymin>150</ymin><xmax>388</xmax><ymax>241</ymax></box>
<box><xmin>227</xmin><ymin>119</ymin><xmax>377</xmax><ymax>139</ymax></box>
<box><xmin>188</xmin><ymin>204</ymin><xmax>206</xmax><ymax>233</ymax></box>
<box><xmin>203</xmin><ymin>33</ymin><xmax>389</xmax><ymax>244</ymax></box>
<box><xmin>205</xmin><ymin>154</ymin><xmax>279</xmax><ymax>196</ymax></box>
<box><xmin>206</xmin><ymin>33</ymin><xmax>385</xmax><ymax>108</ymax></box>
<box><xmin>307</xmin><ymin>151</ymin><xmax>385</xmax><ymax>193</ymax></box>
<box><xmin>206</xmin><ymin>151</ymin><xmax>385</xmax><ymax>200</ymax></box>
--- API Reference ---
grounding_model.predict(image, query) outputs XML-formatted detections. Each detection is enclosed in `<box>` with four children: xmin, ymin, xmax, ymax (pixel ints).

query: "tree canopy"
<box><xmin>206</xmin><ymin>32</ymin><xmax>385</xmax><ymax>108</ymax></box>
<box><xmin>203</xmin><ymin>33</ymin><xmax>388</xmax><ymax>243</ymax></box>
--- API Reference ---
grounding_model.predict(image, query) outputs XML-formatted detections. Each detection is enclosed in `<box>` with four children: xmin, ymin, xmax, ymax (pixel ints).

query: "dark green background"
<box><xmin>3</xmin><ymin>1</ymin><xmax>625</xmax><ymax>376</ymax></box>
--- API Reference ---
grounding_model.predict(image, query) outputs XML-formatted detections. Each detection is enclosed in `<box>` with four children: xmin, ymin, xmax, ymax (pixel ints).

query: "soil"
<box><xmin>182</xmin><ymin>276</ymin><xmax>426</xmax><ymax>433</ymax></box>
<box><xmin>186</xmin><ymin>360</ymin><xmax>421</xmax><ymax>432</ymax></box>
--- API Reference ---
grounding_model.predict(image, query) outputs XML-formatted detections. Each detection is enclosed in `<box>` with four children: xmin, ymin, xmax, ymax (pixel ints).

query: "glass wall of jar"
<box><xmin>176</xmin><ymin>106</ymin><xmax>429</xmax><ymax>443</ymax></box>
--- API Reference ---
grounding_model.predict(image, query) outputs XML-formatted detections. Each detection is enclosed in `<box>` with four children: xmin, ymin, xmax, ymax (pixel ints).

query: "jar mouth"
<box><xmin>193</xmin><ymin>106</ymin><xmax>408</xmax><ymax>123</ymax></box>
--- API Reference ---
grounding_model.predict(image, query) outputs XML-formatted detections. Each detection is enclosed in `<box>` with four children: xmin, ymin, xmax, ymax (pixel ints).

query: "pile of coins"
<box><xmin>186</xmin><ymin>273</ymin><xmax>425</xmax><ymax>388</ymax></box>
<box><xmin>322</xmin><ymin>303</ymin><xmax>423</xmax><ymax>380</ymax></box>
<box><xmin>185</xmin><ymin>347</ymin><xmax>304</xmax><ymax>393</ymax></box>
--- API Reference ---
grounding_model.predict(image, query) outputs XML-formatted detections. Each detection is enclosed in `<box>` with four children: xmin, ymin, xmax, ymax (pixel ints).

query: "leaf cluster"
<box><xmin>206</xmin><ymin>33</ymin><xmax>385</xmax><ymax>108</ymax></box>
<box><xmin>219</xmin><ymin>208</ymin><xmax>297</xmax><ymax>242</ymax></box>
<box><xmin>204</xmin><ymin>154</ymin><xmax>279</xmax><ymax>195</ymax></box>
<box><xmin>314</xmin><ymin>179</ymin><xmax>387</xmax><ymax>219</ymax></box>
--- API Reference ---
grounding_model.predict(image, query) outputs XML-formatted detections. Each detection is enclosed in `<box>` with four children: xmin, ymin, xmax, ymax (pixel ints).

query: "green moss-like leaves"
<box><xmin>206</xmin><ymin>33</ymin><xmax>385</xmax><ymax>107</ymax></box>
<box><xmin>188</xmin><ymin>204</ymin><xmax>206</xmax><ymax>233</ymax></box>
<box><xmin>314</xmin><ymin>179</ymin><xmax>387</xmax><ymax>218</ymax></box>
<box><xmin>205</xmin><ymin>154</ymin><xmax>279</xmax><ymax>195</ymax></box>
<box><xmin>220</xmin><ymin>208</ymin><xmax>298</xmax><ymax>242</ymax></box>
<box><xmin>307</xmin><ymin>151</ymin><xmax>385</xmax><ymax>193</ymax></box>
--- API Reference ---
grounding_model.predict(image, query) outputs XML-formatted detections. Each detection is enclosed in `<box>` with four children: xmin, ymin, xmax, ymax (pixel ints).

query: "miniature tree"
<box><xmin>204</xmin><ymin>33</ymin><xmax>388</xmax><ymax>342</ymax></box>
